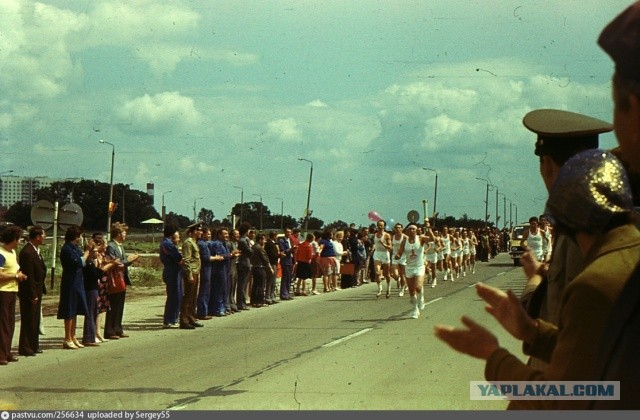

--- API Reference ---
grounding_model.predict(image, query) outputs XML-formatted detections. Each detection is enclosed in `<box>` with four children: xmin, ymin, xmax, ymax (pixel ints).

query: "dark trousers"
<box><xmin>83</xmin><ymin>289</ymin><xmax>98</xmax><ymax>344</ymax></box>
<box><xmin>0</xmin><ymin>291</ymin><xmax>16</xmax><ymax>363</ymax></box>
<box><xmin>104</xmin><ymin>289</ymin><xmax>126</xmax><ymax>337</ymax></box>
<box><xmin>163</xmin><ymin>273</ymin><xmax>182</xmax><ymax>325</ymax></box>
<box><xmin>265</xmin><ymin>263</ymin><xmax>278</xmax><ymax>302</ymax></box>
<box><xmin>210</xmin><ymin>270</ymin><xmax>227</xmax><ymax>315</ymax></box>
<box><xmin>196</xmin><ymin>267</ymin><xmax>211</xmax><ymax>317</ymax></box>
<box><xmin>19</xmin><ymin>290</ymin><xmax>42</xmax><ymax>354</ymax></box>
<box><xmin>226</xmin><ymin>263</ymin><xmax>238</xmax><ymax>311</ymax></box>
<box><xmin>236</xmin><ymin>264</ymin><xmax>250</xmax><ymax>309</ymax></box>
<box><xmin>180</xmin><ymin>273</ymin><xmax>199</xmax><ymax>326</ymax></box>
<box><xmin>251</xmin><ymin>267</ymin><xmax>266</xmax><ymax>305</ymax></box>
<box><xmin>280</xmin><ymin>264</ymin><xmax>292</xmax><ymax>299</ymax></box>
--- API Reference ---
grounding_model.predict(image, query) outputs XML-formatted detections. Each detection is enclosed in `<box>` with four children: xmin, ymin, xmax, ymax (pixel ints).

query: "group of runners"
<box><xmin>367</xmin><ymin>219</ymin><xmax>479</xmax><ymax>319</ymax></box>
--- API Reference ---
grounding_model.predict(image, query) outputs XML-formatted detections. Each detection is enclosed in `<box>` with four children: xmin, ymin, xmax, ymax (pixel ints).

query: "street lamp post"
<box><xmin>275</xmin><ymin>197</ymin><xmax>284</xmax><ymax>230</ymax></box>
<box><xmin>497</xmin><ymin>191</ymin><xmax>506</xmax><ymax>230</ymax></box>
<box><xmin>162</xmin><ymin>190</ymin><xmax>172</xmax><ymax>230</ymax></box>
<box><xmin>298</xmin><ymin>158</ymin><xmax>313</xmax><ymax>234</ymax></box>
<box><xmin>475</xmin><ymin>177</ymin><xmax>490</xmax><ymax>228</ymax></box>
<box><xmin>193</xmin><ymin>197</ymin><xmax>203</xmax><ymax>223</ymax></box>
<box><xmin>252</xmin><ymin>194</ymin><xmax>263</xmax><ymax>231</ymax></box>
<box><xmin>423</xmin><ymin>167</ymin><xmax>438</xmax><ymax>227</ymax></box>
<box><xmin>233</xmin><ymin>186</ymin><xmax>244</xmax><ymax>225</ymax></box>
<box><xmin>99</xmin><ymin>140</ymin><xmax>115</xmax><ymax>240</ymax></box>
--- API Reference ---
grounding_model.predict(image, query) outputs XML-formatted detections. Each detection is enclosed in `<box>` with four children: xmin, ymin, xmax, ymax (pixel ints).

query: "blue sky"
<box><xmin>0</xmin><ymin>0</ymin><xmax>630</xmax><ymax>228</ymax></box>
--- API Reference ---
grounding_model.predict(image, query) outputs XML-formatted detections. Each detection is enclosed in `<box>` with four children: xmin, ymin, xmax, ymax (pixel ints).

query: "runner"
<box><xmin>441</xmin><ymin>226</ymin><xmax>453</xmax><ymax>281</ymax></box>
<box><xmin>424</xmin><ymin>227</ymin><xmax>439</xmax><ymax>288</ymax></box>
<box><xmin>391</xmin><ymin>223</ymin><xmax>407</xmax><ymax>297</ymax></box>
<box><xmin>372</xmin><ymin>220</ymin><xmax>393</xmax><ymax>298</ymax></box>
<box><xmin>394</xmin><ymin>221</ymin><xmax>434</xmax><ymax>319</ymax></box>
<box><xmin>460</xmin><ymin>229</ymin><xmax>470</xmax><ymax>277</ymax></box>
<box><xmin>450</xmin><ymin>229</ymin><xmax>461</xmax><ymax>280</ymax></box>
<box><xmin>469</xmin><ymin>228</ymin><xmax>478</xmax><ymax>274</ymax></box>
<box><xmin>522</xmin><ymin>216</ymin><xmax>544</xmax><ymax>262</ymax></box>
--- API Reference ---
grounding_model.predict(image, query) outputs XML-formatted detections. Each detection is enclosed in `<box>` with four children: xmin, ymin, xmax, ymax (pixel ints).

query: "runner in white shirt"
<box><xmin>522</xmin><ymin>216</ymin><xmax>545</xmax><ymax>262</ymax></box>
<box><xmin>461</xmin><ymin>230</ymin><xmax>471</xmax><ymax>277</ymax></box>
<box><xmin>539</xmin><ymin>215</ymin><xmax>553</xmax><ymax>262</ymax></box>
<box><xmin>391</xmin><ymin>223</ymin><xmax>407</xmax><ymax>297</ymax></box>
<box><xmin>394</xmin><ymin>221</ymin><xmax>434</xmax><ymax>319</ymax></box>
<box><xmin>469</xmin><ymin>229</ymin><xmax>478</xmax><ymax>274</ymax></box>
<box><xmin>424</xmin><ymin>233</ymin><xmax>438</xmax><ymax>288</ymax></box>
<box><xmin>372</xmin><ymin>220</ymin><xmax>393</xmax><ymax>298</ymax></box>
<box><xmin>441</xmin><ymin>226</ymin><xmax>453</xmax><ymax>281</ymax></box>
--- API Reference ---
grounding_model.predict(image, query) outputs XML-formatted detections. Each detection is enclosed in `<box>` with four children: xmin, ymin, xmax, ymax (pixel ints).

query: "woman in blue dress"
<box><xmin>57</xmin><ymin>225</ymin><xmax>90</xmax><ymax>349</ymax></box>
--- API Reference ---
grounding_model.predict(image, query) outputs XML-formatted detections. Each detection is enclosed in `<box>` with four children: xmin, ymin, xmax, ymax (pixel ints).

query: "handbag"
<box><xmin>107</xmin><ymin>266</ymin><xmax>126</xmax><ymax>294</ymax></box>
<box><xmin>340</xmin><ymin>262</ymin><xmax>355</xmax><ymax>275</ymax></box>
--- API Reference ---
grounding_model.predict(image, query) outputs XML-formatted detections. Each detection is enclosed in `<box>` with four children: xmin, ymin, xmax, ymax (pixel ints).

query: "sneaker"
<box><xmin>463</xmin><ymin>271</ymin><xmax>466</xmax><ymax>277</ymax></box>
<box><xmin>162</xmin><ymin>323</ymin><xmax>178</xmax><ymax>329</ymax></box>
<box><xmin>411</xmin><ymin>308</ymin><xmax>420</xmax><ymax>319</ymax></box>
<box><xmin>399</xmin><ymin>288</ymin><xmax>405</xmax><ymax>297</ymax></box>
<box><xmin>311</xmin><ymin>290</ymin><xmax>320</xmax><ymax>295</ymax></box>
<box><xmin>431</xmin><ymin>278</ymin><xmax>437</xmax><ymax>288</ymax></box>
<box><xmin>376</xmin><ymin>284</ymin><xmax>382</xmax><ymax>297</ymax></box>
<box><xmin>419</xmin><ymin>297</ymin><xmax>425</xmax><ymax>311</ymax></box>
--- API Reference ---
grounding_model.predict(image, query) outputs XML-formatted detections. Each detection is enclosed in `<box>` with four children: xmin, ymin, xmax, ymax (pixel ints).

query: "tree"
<box><xmin>198</xmin><ymin>208</ymin><xmax>215</xmax><ymax>225</ymax></box>
<box><xmin>35</xmin><ymin>180</ymin><xmax>160</xmax><ymax>230</ymax></box>
<box><xmin>230</xmin><ymin>201</ymin><xmax>273</xmax><ymax>230</ymax></box>
<box><xmin>3</xmin><ymin>201</ymin><xmax>32</xmax><ymax>228</ymax></box>
<box><xmin>165</xmin><ymin>212</ymin><xmax>192</xmax><ymax>229</ymax></box>
<box><xmin>299</xmin><ymin>216</ymin><xmax>324</xmax><ymax>231</ymax></box>
<box><xmin>325</xmin><ymin>220</ymin><xmax>349</xmax><ymax>231</ymax></box>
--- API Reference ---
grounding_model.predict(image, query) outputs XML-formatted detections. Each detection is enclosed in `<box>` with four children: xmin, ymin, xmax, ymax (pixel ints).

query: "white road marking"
<box><xmin>467</xmin><ymin>282</ymin><xmax>479</xmax><ymax>288</ymax></box>
<box><xmin>497</xmin><ymin>272</ymin><xmax>505</xmax><ymax>276</ymax></box>
<box><xmin>323</xmin><ymin>328</ymin><xmax>373</xmax><ymax>347</ymax></box>
<box><xmin>425</xmin><ymin>297</ymin><xmax>443</xmax><ymax>305</ymax></box>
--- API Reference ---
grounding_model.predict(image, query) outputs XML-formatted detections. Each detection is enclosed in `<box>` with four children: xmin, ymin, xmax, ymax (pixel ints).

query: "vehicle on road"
<box><xmin>509</xmin><ymin>223</ymin><xmax>530</xmax><ymax>266</ymax></box>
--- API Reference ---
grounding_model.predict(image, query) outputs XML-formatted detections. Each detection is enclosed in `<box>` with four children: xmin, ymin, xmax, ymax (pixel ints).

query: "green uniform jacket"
<box><xmin>181</xmin><ymin>237</ymin><xmax>201</xmax><ymax>280</ymax></box>
<box><xmin>485</xmin><ymin>224</ymin><xmax>640</xmax><ymax>409</ymax></box>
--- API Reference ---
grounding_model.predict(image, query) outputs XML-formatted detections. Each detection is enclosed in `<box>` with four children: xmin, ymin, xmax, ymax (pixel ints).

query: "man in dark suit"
<box><xmin>18</xmin><ymin>226</ymin><xmax>47</xmax><ymax>356</ymax></box>
<box><xmin>105</xmin><ymin>222</ymin><xmax>138</xmax><ymax>339</ymax></box>
<box><xmin>278</xmin><ymin>228</ymin><xmax>294</xmax><ymax>300</ymax></box>
<box><xmin>235</xmin><ymin>222</ymin><xmax>252</xmax><ymax>310</ymax></box>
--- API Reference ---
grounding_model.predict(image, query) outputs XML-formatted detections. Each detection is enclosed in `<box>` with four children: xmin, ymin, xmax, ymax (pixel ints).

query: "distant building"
<box><xmin>0</xmin><ymin>175</ymin><xmax>61</xmax><ymax>208</ymax></box>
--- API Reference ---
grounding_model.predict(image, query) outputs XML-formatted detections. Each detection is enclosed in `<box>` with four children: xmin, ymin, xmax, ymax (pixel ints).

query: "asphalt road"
<box><xmin>1</xmin><ymin>253</ymin><xmax>527</xmax><ymax>411</ymax></box>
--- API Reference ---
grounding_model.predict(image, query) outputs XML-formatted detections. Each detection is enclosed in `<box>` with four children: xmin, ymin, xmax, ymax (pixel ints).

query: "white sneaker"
<box><xmin>431</xmin><ymin>278</ymin><xmax>437</xmax><ymax>288</ymax></box>
<box><xmin>376</xmin><ymin>284</ymin><xmax>382</xmax><ymax>297</ymax></box>
<box><xmin>463</xmin><ymin>271</ymin><xmax>466</xmax><ymax>277</ymax></box>
<box><xmin>399</xmin><ymin>288</ymin><xmax>405</xmax><ymax>297</ymax></box>
<box><xmin>411</xmin><ymin>307</ymin><xmax>420</xmax><ymax>319</ymax></box>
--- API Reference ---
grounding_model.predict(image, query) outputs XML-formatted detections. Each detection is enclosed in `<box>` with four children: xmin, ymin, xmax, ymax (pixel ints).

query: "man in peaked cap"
<box><xmin>435</xmin><ymin>149</ymin><xmax>640</xmax><ymax>409</ymax></box>
<box><xmin>590</xmin><ymin>1</ymin><xmax>640</xmax><ymax>409</ymax></box>
<box><xmin>518</xmin><ymin>109</ymin><xmax>612</xmax><ymax>371</ymax></box>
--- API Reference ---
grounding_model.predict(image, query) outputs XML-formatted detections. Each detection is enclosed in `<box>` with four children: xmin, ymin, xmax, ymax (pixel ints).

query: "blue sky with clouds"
<box><xmin>0</xmin><ymin>0</ymin><xmax>630</xmax><ymax>228</ymax></box>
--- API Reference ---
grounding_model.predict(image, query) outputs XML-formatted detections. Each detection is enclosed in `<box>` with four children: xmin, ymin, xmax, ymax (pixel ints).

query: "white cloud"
<box><xmin>118</xmin><ymin>92</ymin><xmax>202</xmax><ymax>134</ymax></box>
<box><xmin>306</xmin><ymin>99</ymin><xmax>329</xmax><ymax>108</ymax></box>
<box><xmin>178</xmin><ymin>156</ymin><xmax>215</xmax><ymax>173</ymax></box>
<box><xmin>267</xmin><ymin>118</ymin><xmax>301</xmax><ymax>141</ymax></box>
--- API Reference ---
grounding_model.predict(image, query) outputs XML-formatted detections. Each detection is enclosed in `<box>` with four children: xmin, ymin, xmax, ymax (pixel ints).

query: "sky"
<box><xmin>0</xmin><ymin>0</ymin><xmax>632</xmax><ymax>229</ymax></box>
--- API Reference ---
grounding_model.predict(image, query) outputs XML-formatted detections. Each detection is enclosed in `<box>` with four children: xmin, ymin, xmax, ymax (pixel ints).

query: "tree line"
<box><xmin>1</xmin><ymin>180</ymin><xmax>491</xmax><ymax>232</ymax></box>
